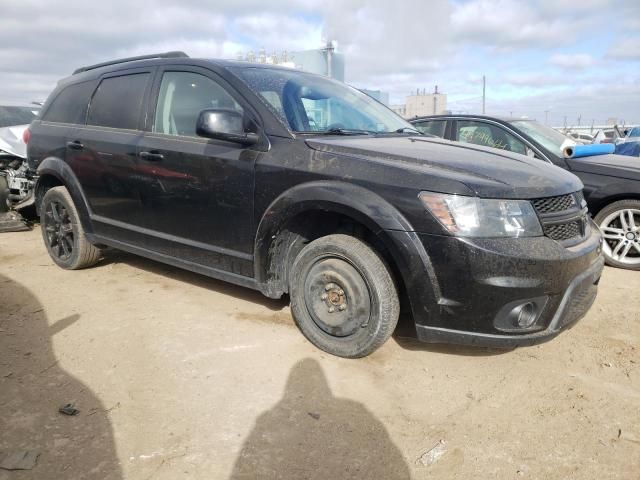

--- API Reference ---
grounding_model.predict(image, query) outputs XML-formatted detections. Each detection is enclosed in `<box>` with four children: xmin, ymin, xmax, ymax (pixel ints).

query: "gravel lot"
<box><xmin>1</xmin><ymin>228</ymin><xmax>639</xmax><ymax>479</ymax></box>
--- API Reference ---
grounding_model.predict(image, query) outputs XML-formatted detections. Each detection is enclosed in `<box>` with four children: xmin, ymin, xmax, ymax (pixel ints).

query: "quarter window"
<box><xmin>87</xmin><ymin>73</ymin><xmax>150</xmax><ymax>130</ymax></box>
<box><xmin>154</xmin><ymin>71</ymin><xmax>243</xmax><ymax>137</ymax></box>
<box><xmin>456</xmin><ymin>120</ymin><xmax>527</xmax><ymax>155</ymax></box>
<box><xmin>42</xmin><ymin>81</ymin><xmax>97</xmax><ymax>124</ymax></box>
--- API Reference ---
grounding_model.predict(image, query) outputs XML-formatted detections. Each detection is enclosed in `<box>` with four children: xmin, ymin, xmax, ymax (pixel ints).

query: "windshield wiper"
<box><xmin>392</xmin><ymin>127</ymin><xmax>423</xmax><ymax>135</ymax></box>
<box><xmin>321</xmin><ymin>128</ymin><xmax>374</xmax><ymax>136</ymax></box>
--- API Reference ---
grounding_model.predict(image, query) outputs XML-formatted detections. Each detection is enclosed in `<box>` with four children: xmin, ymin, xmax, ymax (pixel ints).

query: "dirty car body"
<box><xmin>26</xmin><ymin>54</ymin><xmax>603</xmax><ymax>356</ymax></box>
<box><xmin>411</xmin><ymin>114</ymin><xmax>640</xmax><ymax>270</ymax></box>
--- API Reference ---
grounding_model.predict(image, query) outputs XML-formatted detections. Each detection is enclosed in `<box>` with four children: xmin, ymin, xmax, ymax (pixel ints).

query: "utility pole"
<box><xmin>482</xmin><ymin>75</ymin><xmax>486</xmax><ymax>114</ymax></box>
<box><xmin>544</xmin><ymin>110</ymin><xmax>549</xmax><ymax>126</ymax></box>
<box><xmin>563</xmin><ymin>116</ymin><xmax>567</xmax><ymax>130</ymax></box>
<box><xmin>577</xmin><ymin>115</ymin><xmax>581</xmax><ymax>126</ymax></box>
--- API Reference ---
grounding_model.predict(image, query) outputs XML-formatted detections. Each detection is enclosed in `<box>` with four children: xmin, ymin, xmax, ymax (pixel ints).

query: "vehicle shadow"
<box><xmin>392</xmin><ymin>334</ymin><xmax>512</xmax><ymax>357</ymax></box>
<box><xmin>97</xmin><ymin>251</ymin><xmax>507</xmax><ymax>357</ymax></box>
<box><xmin>0</xmin><ymin>273</ymin><xmax>122</xmax><ymax>479</ymax></box>
<box><xmin>229</xmin><ymin>358</ymin><xmax>411</xmax><ymax>479</ymax></box>
<box><xmin>97</xmin><ymin>249</ymin><xmax>288</xmax><ymax>312</ymax></box>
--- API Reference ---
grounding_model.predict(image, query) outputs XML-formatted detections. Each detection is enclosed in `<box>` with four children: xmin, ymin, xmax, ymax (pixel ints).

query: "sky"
<box><xmin>0</xmin><ymin>0</ymin><xmax>638</xmax><ymax>126</ymax></box>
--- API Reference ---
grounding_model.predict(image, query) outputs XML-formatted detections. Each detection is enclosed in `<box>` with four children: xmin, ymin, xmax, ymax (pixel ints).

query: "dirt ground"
<box><xmin>1</xmin><ymin>228</ymin><xmax>638</xmax><ymax>480</ymax></box>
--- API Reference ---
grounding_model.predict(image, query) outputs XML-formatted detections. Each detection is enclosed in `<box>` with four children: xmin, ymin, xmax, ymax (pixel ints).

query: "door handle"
<box><xmin>66</xmin><ymin>140</ymin><xmax>84</xmax><ymax>150</ymax></box>
<box><xmin>139</xmin><ymin>151</ymin><xmax>164</xmax><ymax>161</ymax></box>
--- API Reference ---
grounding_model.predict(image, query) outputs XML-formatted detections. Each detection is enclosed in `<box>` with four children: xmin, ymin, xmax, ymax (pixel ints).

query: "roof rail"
<box><xmin>72</xmin><ymin>51</ymin><xmax>189</xmax><ymax>75</ymax></box>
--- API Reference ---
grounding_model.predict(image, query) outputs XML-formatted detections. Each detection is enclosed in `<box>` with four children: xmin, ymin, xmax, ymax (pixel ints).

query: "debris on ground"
<box><xmin>58</xmin><ymin>403</ymin><xmax>80</xmax><ymax>416</ymax></box>
<box><xmin>0</xmin><ymin>450</ymin><xmax>40</xmax><ymax>470</ymax></box>
<box><xmin>416</xmin><ymin>440</ymin><xmax>447</xmax><ymax>466</ymax></box>
<box><xmin>307</xmin><ymin>412</ymin><xmax>320</xmax><ymax>420</ymax></box>
<box><xmin>0</xmin><ymin>211</ymin><xmax>30</xmax><ymax>233</ymax></box>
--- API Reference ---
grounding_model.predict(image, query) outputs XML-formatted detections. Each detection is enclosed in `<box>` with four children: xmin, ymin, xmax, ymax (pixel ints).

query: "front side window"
<box><xmin>87</xmin><ymin>73</ymin><xmax>150</xmax><ymax>130</ymax></box>
<box><xmin>456</xmin><ymin>120</ymin><xmax>527</xmax><ymax>155</ymax></box>
<box><xmin>413</xmin><ymin>120</ymin><xmax>446</xmax><ymax>137</ymax></box>
<box><xmin>234</xmin><ymin>67</ymin><xmax>412</xmax><ymax>134</ymax></box>
<box><xmin>154</xmin><ymin>71</ymin><xmax>243</xmax><ymax>137</ymax></box>
<box><xmin>42</xmin><ymin>81</ymin><xmax>96</xmax><ymax>125</ymax></box>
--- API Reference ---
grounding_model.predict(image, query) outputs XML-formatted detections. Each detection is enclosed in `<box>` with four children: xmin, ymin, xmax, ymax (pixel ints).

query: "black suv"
<box><xmin>26</xmin><ymin>52</ymin><xmax>604</xmax><ymax>358</ymax></box>
<box><xmin>411</xmin><ymin>114</ymin><xmax>640</xmax><ymax>270</ymax></box>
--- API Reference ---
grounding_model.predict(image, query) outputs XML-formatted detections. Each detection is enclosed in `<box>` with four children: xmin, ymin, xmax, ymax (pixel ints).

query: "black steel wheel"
<box><xmin>40</xmin><ymin>186</ymin><xmax>101</xmax><ymax>269</ymax></box>
<box><xmin>289</xmin><ymin>234</ymin><xmax>399</xmax><ymax>358</ymax></box>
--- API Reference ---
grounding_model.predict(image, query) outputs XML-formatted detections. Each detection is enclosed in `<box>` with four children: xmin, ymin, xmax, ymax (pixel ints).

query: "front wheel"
<box><xmin>40</xmin><ymin>186</ymin><xmax>102</xmax><ymax>270</ymax></box>
<box><xmin>289</xmin><ymin>234</ymin><xmax>400</xmax><ymax>358</ymax></box>
<box><xmin>594</xmin><ymin>199</ymin><xmax>640</xmax><ymax>270</ymax></box>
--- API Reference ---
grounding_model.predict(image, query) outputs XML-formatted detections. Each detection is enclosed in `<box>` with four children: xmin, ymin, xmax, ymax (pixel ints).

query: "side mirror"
<box><xmin>196</xmin><ymin>109</ymin><xmax>258</xmax><ymax>146</ymax></box>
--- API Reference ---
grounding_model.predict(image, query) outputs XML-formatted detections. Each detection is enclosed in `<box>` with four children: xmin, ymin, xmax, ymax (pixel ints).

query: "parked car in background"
<box><xmin>567</xmin><ymin>131</ymin><xmax>594</xmax><ymax>143</ymax></box>
<box><xmin>411</xmin><ymin>114</ymin><xmax>640</xmax><ymax>270</ymax></box>
<box><xmin>24</xmin><ymin>52</ymin><xmax>603</xmax><ymax>357</ymax></box>
<box><xmin>618</xmin><ymin>126</ymin><xmax>640</xmax><ymax>144</ymax></box>
<box><xmin>0</xmin><ymin>105</ymin><xmax>39</xmax><ymax>212</ymax></box>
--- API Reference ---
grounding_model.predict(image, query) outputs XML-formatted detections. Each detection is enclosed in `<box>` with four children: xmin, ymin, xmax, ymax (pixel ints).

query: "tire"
<box><xmin>594</xmin><ymin>199</ymin><xmax>640</xmax><ymax>270</ymax></box>
<box><xmin>289</xmin><ymin>234</ymin><xmax>400</xmax><ymax>358</ymax></box>
<box><xmin>0</xmin><ymin>176</ymin><xmax>9</xmax><ymax>213</ymax></box>
<box><xmin>40</xmin><ymin>186</ymin><xmax>101</xmax><ymax>270</ymax></box>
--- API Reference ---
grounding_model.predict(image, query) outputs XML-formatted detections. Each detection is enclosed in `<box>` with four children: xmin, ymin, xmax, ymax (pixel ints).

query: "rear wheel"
<box><xmin>40</xmin><ymin>186</ymin><xmax>101</xmax><ymax>269</ymax></box>
<box><xmin>594</xmin><ymin>199</ymin><xmax>640</xmax><ymax>270</ymax></box>
<box><xmin>289</xmin><ymin>234</ymin><xmax>399</xmax><ymax>358</ymax></box>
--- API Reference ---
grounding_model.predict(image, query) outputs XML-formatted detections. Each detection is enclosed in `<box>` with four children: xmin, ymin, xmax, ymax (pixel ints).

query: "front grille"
<box><xmin>532</xmin><ymin>192</ymin><xmax>586</xmax><ymax>245</ymax></box>
<box><xmin>532</xmin><ymin>194</ymin><xmax>576</xmax><ymax>214</ymax></box>
<box><xmin>544</xmin><ymin>221</ymin><xmax>582</xmax><ymax>241</ymax></box>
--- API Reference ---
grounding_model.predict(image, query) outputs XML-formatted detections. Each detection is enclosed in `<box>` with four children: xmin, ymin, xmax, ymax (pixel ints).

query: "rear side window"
<box><xmin>42</xmin><ymin>81</ymin><xmax>96</xmax><ymax>124</ymax></box>
<box><xmin>413</xmin><ymin>120</ymin><xmax>446</xmax><ymax>137</ymax></box>
<box><xmin>87</xmin><ymin>73</ymin><xmax>150</xmax><ymax>130</ymax></box>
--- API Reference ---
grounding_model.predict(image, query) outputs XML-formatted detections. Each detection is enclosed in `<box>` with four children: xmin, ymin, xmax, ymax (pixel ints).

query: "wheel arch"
<box><xmin>254</xmin><ymin>181</ymin><xmax>441</xmax><ymax>327</ymax></box>
<box><xmin>35</xmin><ymin>157</ymin><xmax>94</xmax><ymax>234</ymax></box>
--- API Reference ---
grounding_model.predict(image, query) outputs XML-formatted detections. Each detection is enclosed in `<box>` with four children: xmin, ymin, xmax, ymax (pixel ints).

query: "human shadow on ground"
<box><xmin>229</xmin><ymin>358</ymin><xmax>411</xmax><ymax>479</ymax></box>
<box><xmin>0</xmin><ymin>273</ymin><xmax>122</xmax><ymax>479</ymax></box>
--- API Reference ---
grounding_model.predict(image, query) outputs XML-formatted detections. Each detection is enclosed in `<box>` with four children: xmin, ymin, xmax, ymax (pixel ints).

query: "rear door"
<box><xmin>132</xmin><ymin>65</ymin><xmax>261</xmax><ymax>276</ymax></box>
<box><xmin>66</xmin><ymin>68</ymin><xmax>155</xmax><ymax>235</ymax></box>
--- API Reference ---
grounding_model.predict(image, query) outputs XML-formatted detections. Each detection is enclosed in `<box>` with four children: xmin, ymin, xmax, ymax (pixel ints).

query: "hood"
<box><xmin>306</xmin><ymin>135</ymin><xmax>582</xmax><ymax>199</ymax></box>
<box><xmin>567</xmin><ymin>153</ymin><xmax>640</xmax><ymax>181</ymax></box>
<box><xmin>0</xmin><ymin>124</ymin><xmax>28</xmax><ymax>158</ymax></box>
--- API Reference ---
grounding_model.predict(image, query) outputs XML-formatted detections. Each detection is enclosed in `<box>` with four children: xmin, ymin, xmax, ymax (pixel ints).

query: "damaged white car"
<box><xmin>0</xmin><ymin>105</ymin><xmax>39</xmax><ymax>231</ymax></box>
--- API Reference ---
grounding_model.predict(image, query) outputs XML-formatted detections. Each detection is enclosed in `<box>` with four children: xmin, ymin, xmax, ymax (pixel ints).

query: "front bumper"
<box><xmin>414</xmin><ymin>255</ymin><xmax>603</xmax><ymax>347</ymax></box>
<box><xmin>388</xmin><ymin>221</ymin><xmax>604</xmax><ymax>348</ymax></box>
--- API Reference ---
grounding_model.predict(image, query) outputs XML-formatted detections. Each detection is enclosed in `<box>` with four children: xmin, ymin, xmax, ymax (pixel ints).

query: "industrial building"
<box><xmin>391</xmin><ymin>87</ymin><xmax>448</xmax><ymax>119</ymax></box>
<box><xmin>237</xmin><ymin>41</ymin><xmax>345</xmax><ymax>82</ymax></box>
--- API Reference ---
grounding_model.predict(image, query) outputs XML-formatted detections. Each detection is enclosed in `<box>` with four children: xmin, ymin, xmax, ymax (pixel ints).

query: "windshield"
<box><xmin>0</xmin><ymin>106</ymin><xmax>39</xmax><ymax>128</ymax></box>
<box><xmin>233</xmin><ymin>67</ymin><xmax>414</xmax><ymax>134</ymax></box>
<box><xmin>628</xmin><ymin>127</ymin><xmax>640</xmax><ymax>138</ymax></box>
<box><xmin>510</xmin><ymin>120</ymin><xmax>572</xmax><ymax>157</ymax></box>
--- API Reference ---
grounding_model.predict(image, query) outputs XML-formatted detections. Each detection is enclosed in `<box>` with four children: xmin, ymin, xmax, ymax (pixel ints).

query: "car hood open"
<box><xmin>0</xmin><ymin>124</ymin><xmax>28</xmax><ymax>158</ymax></box>
<box><xmin>306</xmin><ymin>135</ymin><xmax>583</xmax><ymax>199</ymax></box>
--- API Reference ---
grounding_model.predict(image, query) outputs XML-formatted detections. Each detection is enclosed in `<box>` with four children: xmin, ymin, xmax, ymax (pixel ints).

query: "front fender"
<box><xmin>36</xmin><ymin>157</ymin><xmax>94</xmax><ymax>234</ymax></box>
<box><xmin>254</xmin><ymin>181</ymin><xmax>442</xmax><ymax>323</ymax></box>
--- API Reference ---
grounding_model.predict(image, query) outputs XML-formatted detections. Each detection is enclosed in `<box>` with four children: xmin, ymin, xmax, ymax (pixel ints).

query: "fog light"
<box><xmin>514</xmin><ymin>302</ymin><xmax>537</xmax><ymax>328</ymax></box>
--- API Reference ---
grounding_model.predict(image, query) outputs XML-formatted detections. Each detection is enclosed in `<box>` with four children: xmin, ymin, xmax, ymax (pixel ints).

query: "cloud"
<box><xmin>0</xmin><ymin>0</ymin><xmax>638</xmax><ymax>124</ymax></box>
<box><xmin>450</xmin><ymin>0</ymin><xmax>604</xmax><ymax>49</ymax></box>
<box><xmin>550</xmin><ymin>53</ymin><xmax>595</xmax><ymax>69</ymax></box>
<box><xmin>606</xmin><ymin>36</ymin><xmax>640</xmax><ymax>60</ymax></box>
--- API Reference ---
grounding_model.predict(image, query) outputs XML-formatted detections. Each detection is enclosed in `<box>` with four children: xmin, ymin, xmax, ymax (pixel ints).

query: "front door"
<box><xmin>133</xmin><ymin>67</ymin><xmax>260</xmax><ymax>277</ymax></box>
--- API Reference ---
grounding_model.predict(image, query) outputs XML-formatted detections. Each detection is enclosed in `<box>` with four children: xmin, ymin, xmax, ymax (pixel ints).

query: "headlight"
<box><xmin>419</xmin><ymin>192</ymin><xmax>543</xmax><ymax>238</ymax></box>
